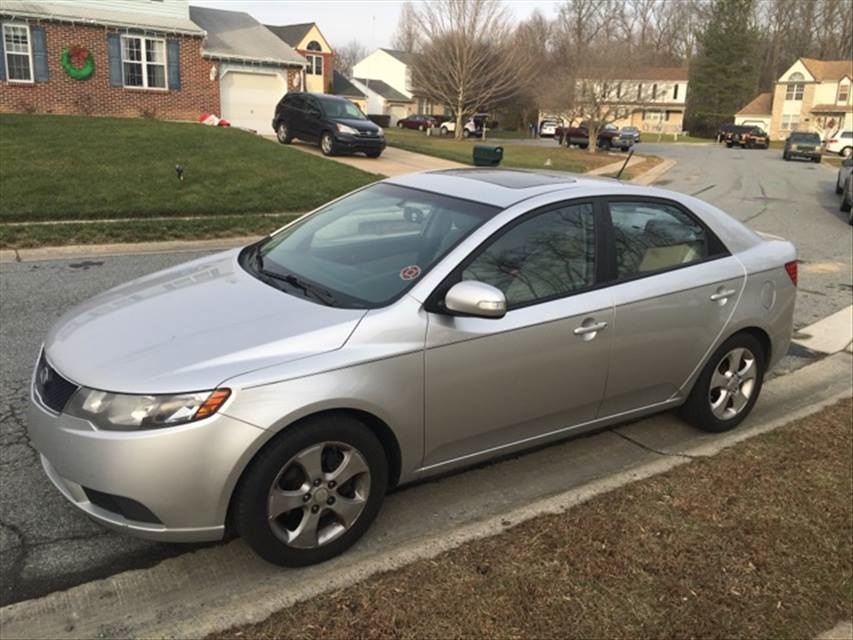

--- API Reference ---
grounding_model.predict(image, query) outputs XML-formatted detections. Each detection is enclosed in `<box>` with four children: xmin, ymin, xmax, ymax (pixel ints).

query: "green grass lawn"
<box><xmin>384</xmin><ymin>128</ymin><xmax>616</xmax><ymax>173</ymax></box>
<box><xmin>0</xmin><ymin>114</ymin><xmax>376</xmax><ymax>222</ymax></box>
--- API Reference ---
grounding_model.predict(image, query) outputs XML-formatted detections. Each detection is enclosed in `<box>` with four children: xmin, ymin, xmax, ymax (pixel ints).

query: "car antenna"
<box><xmin>615</xmin><ymin>149</ymin><xmax>634</xmax><ymax>180</ymax></box>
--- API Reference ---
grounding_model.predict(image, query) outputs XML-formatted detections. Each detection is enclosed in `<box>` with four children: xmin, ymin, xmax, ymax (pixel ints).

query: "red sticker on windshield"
<box><xmin>400</xmin><ymin>265</ymin><xmax>422</xmax><ymax>281</ymax></box>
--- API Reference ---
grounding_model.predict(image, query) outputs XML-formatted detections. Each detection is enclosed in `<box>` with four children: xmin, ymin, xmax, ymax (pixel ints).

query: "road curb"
<box><xmin>0</xmin><ymin>236</ymin><xmax>263</xmax><ymax>264</ymax></box>
<box><xmin>2</xmin><ymin>351</ymin><xmax>850</xmax><ymax>640</ymax></box>
<box><xmin>631</xmin><ymin>158</ymin><xmax>677</xmax><ymax>185</ymax></box>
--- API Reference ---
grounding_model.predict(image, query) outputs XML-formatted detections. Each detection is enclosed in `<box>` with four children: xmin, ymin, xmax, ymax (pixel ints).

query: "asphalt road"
<box><xmin>1</xmin><ymin>142</ymin><xmax>851</xmax><ymax>606</ymax></box>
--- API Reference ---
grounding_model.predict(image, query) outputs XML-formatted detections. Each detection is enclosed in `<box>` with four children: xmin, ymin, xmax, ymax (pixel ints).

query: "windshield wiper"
<box><xmin>253</xmin><ymin>260</ymin><xmax>336</xmax><ymax>308</ymax></box>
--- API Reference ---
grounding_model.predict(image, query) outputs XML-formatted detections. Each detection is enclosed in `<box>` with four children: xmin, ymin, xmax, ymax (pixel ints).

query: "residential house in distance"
<box><xmin>540</xmin><ymin>67</ymin><xmax>689</xmax><ymax>134</ymax></box>
<box><xmin>350</xmin><ymin>48</ymin><xmax>447</xmax><ymax>124</ymax></box>
<box><xmin>737</xmin><ymin>57</ymin><xmax>852</xmax><ymax>139</ymax></box>
<box><xmin>189</xmin><ymin>6</ymin><xmax>305</xmax><ymax>133</ymax></box>
<box><xmin>266</xmin><ymin>22</ymin><xmax>332</xmax><ymax>94</ymax></box>
<box><xmin>0</xmin><ymin>0</ymin><xmax>215</xmax><ymax>119</ymax></box>
<box><xmin>734</xmin><ymin>92</ymin><xmax>772</xmax><ymax>131</ymax></box>
<box><xmin>331</xmin><ymin>70</ymin><xmax>366</xmax><ymax>112</ymax></box>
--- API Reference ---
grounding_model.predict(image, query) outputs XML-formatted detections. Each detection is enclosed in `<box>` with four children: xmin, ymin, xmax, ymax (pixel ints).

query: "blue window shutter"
<box><xmin>167</xmin><ymin>39</ymin><xmax>180</xmax><ymax>90</ymax></box>
<box><xmin>107</xmin><ymin>33</ymin><xmax>122</xmax><ymax>86</ymax></box>
<box><xmin>31</xmin><ymin>25</ymin><xmax>48</xmax><ymax>82</ymax></box>
<box><xmin>0</xmin><ymin>26</ymin><xmax>6</xmax><ymax>81</ymax></box>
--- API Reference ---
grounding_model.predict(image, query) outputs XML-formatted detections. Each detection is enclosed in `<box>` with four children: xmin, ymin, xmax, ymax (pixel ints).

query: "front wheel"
<box><xmin>440</xmin><ymin>126</ymin><xmax>448</xmax><ymax>136</ymax></box>
<box><xmin>679</xmin><ymin>333</ymin><xmax>766</xmax><ymax>433</ymax></box>
<box><xmin>320</xmin><ymin>131</ymin><xmax>336</xmax><ymax>156</ymax></box>
<box><xmin>276</xmin><ymin>122</ymin><xmax>292</xmax><ymax>144</ymax></box>
<box><xmin>234</xmin><ymin>414</ymin><xmax>388</xmax><ymax>566</ymax></box>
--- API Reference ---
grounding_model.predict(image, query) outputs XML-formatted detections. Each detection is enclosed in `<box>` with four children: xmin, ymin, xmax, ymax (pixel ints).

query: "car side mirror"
<box><xmin>444</xmin><ymin>281</ymin><xmax>506</xmax><ymax>319</ymax></box>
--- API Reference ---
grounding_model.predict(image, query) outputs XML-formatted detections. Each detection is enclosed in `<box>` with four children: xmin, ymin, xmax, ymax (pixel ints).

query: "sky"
<box><xmin>190</xmin><ymin>0</ymin><xmax>560</xmax><ymax>50</ymax></box>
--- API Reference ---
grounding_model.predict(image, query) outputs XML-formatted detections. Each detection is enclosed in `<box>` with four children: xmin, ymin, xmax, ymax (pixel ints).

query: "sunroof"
<box><xmin>431</xmin><ymin>169</ymin><xmax>576</xmax><ymax>189</ymax></box>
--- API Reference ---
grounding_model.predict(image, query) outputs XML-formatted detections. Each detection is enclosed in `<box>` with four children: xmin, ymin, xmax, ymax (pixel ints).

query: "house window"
<box><xmin>306</xmin><ymin>55</ymin><xmax>323</xmax><ymax>76</ymax></box>
<box><xmin>2</xmin><ymin>23</ymin><xmax>33</xmax><ymax>82</ymax></box>
<box><xmin>652</xmin><ymin>83</ymin><xmax>657</xmax><ymax>100</ymax></box>
<box><xmin>785</xmin><ymin>83</ymin><xmax>804</xmax><ymax>101</ymax></box>
<box><xmin>121</xmin><ymin>35</ymin><xmax>166</xmax><ymax>89</ymax></box>
<box><xmin>616</xmin><ymin>82</ymin><xmax>622</xmax><ymax>99</ymax></box>
<box><xmin>781</xmin><ymin>114</ymin><xmax>800</xmax><ymax>131</ymax></box>
<box><xmin>839</xmin><ymin>83</ymin><xmax>850</xmax><ymax>104</ymax></box>
<box><xmin>637</xmin><ymin>83</ymin><xmax>643</xmax><ymax>101</ymax></box>
<box><xmin>673</xmin><ymin>84</ymin><xmax>679</xmax><ymax>100</ymax></box>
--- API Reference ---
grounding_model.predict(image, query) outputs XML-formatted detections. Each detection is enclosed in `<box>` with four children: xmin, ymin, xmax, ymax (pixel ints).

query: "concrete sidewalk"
<box><xmin>2</xmin><ymin>350</ymin><xmax>850</xmax><ymax>640</ymax></box>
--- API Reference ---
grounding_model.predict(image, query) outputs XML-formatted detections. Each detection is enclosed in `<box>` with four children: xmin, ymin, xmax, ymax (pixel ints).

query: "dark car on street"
<box><xmin>723</xmin><ymin>125</ymin><xmax>753</xmax><ymax>147</ymax></box>
<box><xmin>783</xmin><ymin>131</ymin><xmax>822</xmax><ymax>163</ymax></box>
<box><xmin>620</xmin><ymin>126</ymin><xmax>641</xmax><ymax>143</ymax></box>
<box><xmin>734</xmin><ymin>126</ymin><xmax>770</xmax><ymax>149</ymax></box>
<box><xmin>556</xmin><ymin>124</ymin><xmax>633</xmax><ymax>151</ymax></box>
<box><xmin>273</xmin><ymin>92</ymin><xmax>385</xmax><ymax>158</ymax></box>
<box><xmin>396</xmin><ymin>114</ymin><xmax>437</xmax><ymax>131</ymax></box>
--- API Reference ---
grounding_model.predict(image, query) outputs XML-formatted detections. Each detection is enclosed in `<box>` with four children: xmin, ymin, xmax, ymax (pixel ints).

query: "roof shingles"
<box><xmin>799</xmin><ymin>58</ymin><xmax>853</xmax><ymax>82</ymax></box>
<box><xmin>737</xmin><ymin>92</ymin><xmax>773</xmax><ymax>116</ymax></box>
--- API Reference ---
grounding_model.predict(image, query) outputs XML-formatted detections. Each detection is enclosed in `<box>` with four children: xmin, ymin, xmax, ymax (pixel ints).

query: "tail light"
<box><xmin>826</xmin><ymin>139</ymin><xmax>837</xmax><ymax>144</ymax></box>
<box><xmin>784</xmin><ymin>261</ymin><xmax>798</xmax><ymax>286</ymax></box>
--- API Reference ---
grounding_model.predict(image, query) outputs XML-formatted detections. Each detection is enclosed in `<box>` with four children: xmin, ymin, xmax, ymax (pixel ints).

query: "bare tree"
<box><xmin>392</xmin><ymin>1</ymin><xmax>421</xmax><ymax>53</ymax></box>
<box><xmin>410</xmin><ymin>0</ymin><xmax>535</xmax><ymax>140</ymax></box>
<box><xmin>334</xmin><ymin>39</ymin><xmax>367</xmax><ymax>77</ymax></box>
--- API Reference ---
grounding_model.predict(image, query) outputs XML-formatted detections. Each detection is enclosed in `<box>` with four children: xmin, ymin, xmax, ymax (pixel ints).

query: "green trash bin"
<box><xmin>473</xmin><ymin>144</ymin><xmax>503</xmax><ymax>167</ymax></box>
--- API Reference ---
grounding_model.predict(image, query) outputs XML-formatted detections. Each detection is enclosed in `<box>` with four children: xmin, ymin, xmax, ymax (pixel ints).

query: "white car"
<box><xmin>824</xmin><ymin>130</ymin><xmax>853</xmax><ymax>157</ymax></box>
<box><xmin>441</xmin><ymin>114</ymin><xmax>488</xmax><ymax>138</ymax></box>
<box><xmin>539</xmin><ymin>120</ymin><xmax>560</xmax><ymax>137</ymax></box>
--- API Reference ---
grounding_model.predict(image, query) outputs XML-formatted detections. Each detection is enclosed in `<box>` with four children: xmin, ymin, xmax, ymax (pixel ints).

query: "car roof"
<box><xmin>387</xmin><ymin>168</ymin><xmax>618</xmax><ymax>208</ymax></box>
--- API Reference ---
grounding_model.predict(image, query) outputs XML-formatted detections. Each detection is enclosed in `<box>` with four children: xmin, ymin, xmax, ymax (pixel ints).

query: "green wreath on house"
<box><xmin>61</xmin><ymin>45</ymin><xmax>95</xmax><ymax>80</ymax></box>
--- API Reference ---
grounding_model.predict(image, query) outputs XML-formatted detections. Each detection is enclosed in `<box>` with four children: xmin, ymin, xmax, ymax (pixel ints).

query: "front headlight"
<box><xmin>336</xmin><ymin>123</ymin><xmax>358</xmax><ymax>135</ymax></box>
<box><xmin>64</xmin><ymin>387</ymin><xmax>231</xmax><ymax>431</ymax></box>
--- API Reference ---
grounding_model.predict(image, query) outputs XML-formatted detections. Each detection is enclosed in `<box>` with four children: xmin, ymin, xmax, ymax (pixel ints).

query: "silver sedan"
<box><xmin>28</xmin><ymin>169</ymin><xmax>797</xmax><ymax>566</ymax></box>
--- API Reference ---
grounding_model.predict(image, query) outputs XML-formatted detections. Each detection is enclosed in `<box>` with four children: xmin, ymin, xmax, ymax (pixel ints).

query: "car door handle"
<box><xmin>710</xmin><ymin>289</ymin><xmax>737</xmax><ymax>301</ymax></box>
<box><xmin>573</xmin><ymin>321</ymin><xmax>608</xmax><ymax>336</ymax></box>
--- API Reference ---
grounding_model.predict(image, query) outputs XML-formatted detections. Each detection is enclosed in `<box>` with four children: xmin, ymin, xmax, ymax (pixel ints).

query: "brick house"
<box><xmin>738</xmin><ymin>57</ymin><xmax>853</xmax><ymax>140</ymax></box>
<box><xmin>265</xmin><ymin>23</ymin><xmax>333</xmax><ymax>95</ymax></box>
<box><xmin>0</xmin><ymin>0</ymin><xmax>218</xmax><ymax>120</ymax></box>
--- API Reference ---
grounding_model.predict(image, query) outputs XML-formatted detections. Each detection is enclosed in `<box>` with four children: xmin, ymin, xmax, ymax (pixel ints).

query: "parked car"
<box><xmin>716</xmin><ymin>123</ymin><xmax>740</xmax><ymax>143</ymax></box>
<box><xmin>273</xmin><ymin>92</ymin><xmax>385</xmax><ymax>158</ymax></box>
<box><xmin>724</xmin><ymin>125</ymin><xmax>754</xmax><ymax>147</ymax></box>
<box><xmin>28</xmin><ymin>169</ymin><xmax>796</xmax><ymax>567</ymax></box>
<box><xmin>556</xmin><ymin>124</ymin><xmax>633</xmax><ymax>151</ymax></box>
<box><xmin>835</xmin><ymin>156</ymin><xmax>853</xmax><ymax>194</ymax></box>
<box><xmin>824</xmin><ymin>129</ymin><xmax>853</xmax><ymax>157</ymax></box>
<box><xmin>539</xmin><ymin>119</ymin><xmax>561</xmax><ymax>137</ymax></box>
<box><xmin>841</xmin><ymin>173</ymin><xmax>853</xmax><ymax>223</ymax></box>
<box><xmin>441</xmin><ymin>113</ymin><xmax>489</xmax><ymax>138</ymax></box>
<box><xmin>782</xmin><ymin>131</ymin><xmax>822</xmax><ymax>162</ymax></box>
<box><xmin>733</xmin><ymin>126</ymin><xmax>770</xmax><ymax>149</ymax></box>
<box><xmin>396</xmin><ymin>114</ymin><xmax>437</xmax><ymax>131</ymax></box>
<box><xmin>620</xmin><ymin>126</ymin><xmax>641</xmax><ymax>143</ymax></box>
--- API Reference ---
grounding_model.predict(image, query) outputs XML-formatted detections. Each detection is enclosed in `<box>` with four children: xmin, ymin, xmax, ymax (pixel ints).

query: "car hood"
<box><xmin>44</xmin><ymin>250</ymin><xmax>367</xmax><ymax>394</ymax></box>
<box><xmin>332</xmin><ymin>117</ymin><xmax>380</xmax><ymax>133</ymax></box>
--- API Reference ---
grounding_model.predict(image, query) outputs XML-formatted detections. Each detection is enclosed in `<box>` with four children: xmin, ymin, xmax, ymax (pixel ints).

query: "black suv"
<box><xmin>272</xmin><ymin>93</ymin><xmax>385</xmax><ymax>158</ymax></box>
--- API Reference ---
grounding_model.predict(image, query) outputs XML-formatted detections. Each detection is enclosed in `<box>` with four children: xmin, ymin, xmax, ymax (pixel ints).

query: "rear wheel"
<box><xmin>679</xmin><ymin>333</ymin><xmax>765</xmax><ymax>433</ymax></box>
<box><xmin>276</xmin><ymin>122</ymin><xmax>292</xmax><ymax>144</ymax></box>
<box><xmin>320</xmin><ymin>131</ymin><xmax>336</xmax><ymax>156</ymax></box>
<box><xmin>235</xmin><ymin>414</ymin><xmax>388</xmax><ymax>566</ymax></box>
<box><xmin>783</xmin><ymin>152</ymin><xmax>790</xmax><ymax>161</ymax></box>
<box><xmin>440</xmin><ymin>126</ymin><xmax>448</xmax><ymax>136</ymax></box>
<box><xmin>813</xmin><ymin>156</ymin><xmax>821</xmax><ymax>163</ymax></box>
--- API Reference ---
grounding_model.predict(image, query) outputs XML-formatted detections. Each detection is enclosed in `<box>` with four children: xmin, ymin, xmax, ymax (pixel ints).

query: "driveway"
<box><xmin>268</xmin><ymin>137</ymin><xmax>464</xmax><ymax>176</ymax></box>
<box><xmin>1</xmin><ymin>142</ymin><xmax>850</xmax><ymax>606</ymax></box>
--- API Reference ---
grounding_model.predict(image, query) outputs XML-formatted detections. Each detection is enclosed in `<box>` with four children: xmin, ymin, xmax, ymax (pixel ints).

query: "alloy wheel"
<box><xmin>321</xmin><ymin>134</ymin><xmax>333</xmax><ymax>155</ymax></box>
<box><xmin>267</xmin><ymin>441</ymin><xmax>370</xmax><ymax>549</ymax></box>
<box><xmin>277</xmin><ymin>123</ymin><xmax>288</xmax><ymax>142</ymax></box>
<box><xmin>708</xmin><ymin>347</ymin><xmax>757</xmax><ymax>420</ymax></box>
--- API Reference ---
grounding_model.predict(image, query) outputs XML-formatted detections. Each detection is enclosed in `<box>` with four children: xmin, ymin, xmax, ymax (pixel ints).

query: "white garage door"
<box><xmin>221</xmin><ymin>72</ymin><xmax>285</xmax><ymax>134</ymax></box>
<box><xmin>388</xmin><ymin>104</ymin><xmax>410</xmax><ymax>126</ymax></box>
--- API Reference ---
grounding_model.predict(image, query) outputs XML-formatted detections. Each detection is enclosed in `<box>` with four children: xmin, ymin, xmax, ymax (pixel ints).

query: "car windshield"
<box><xmin>319</xmin><ymin>97</ymin><xmax>366</xmax><ymax>120</ymax></box>
<box><xmin>790</xmin><ymin>132</ymin><xmax>820</xmax><ymax>143</ymax></box>
<box><xmin>246</xmin><ymin>183</ymin><xmax>499</xmax><ymax>308</ymax></box>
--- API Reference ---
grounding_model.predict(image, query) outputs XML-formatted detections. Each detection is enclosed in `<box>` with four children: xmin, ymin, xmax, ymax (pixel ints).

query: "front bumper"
<box><xmin>787</xmin><ymin>147</ymin><xmax>820</xmax><ymax>159</ymax></box>
<box><xmin>27</xmin><ymin>386</ymin><xmax>268</xmax><ymax>542</ymax></box>
<box><xmin>334</xmin><ymin>133</ymin><xmax>386</xmax><ymax>153</ymax></box>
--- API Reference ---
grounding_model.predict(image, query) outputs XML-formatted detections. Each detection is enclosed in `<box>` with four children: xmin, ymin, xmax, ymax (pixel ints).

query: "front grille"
<box><xmin>35</xmin><ymin>353</ymin><xmax>78</xmax><ymax>413</ymax></box>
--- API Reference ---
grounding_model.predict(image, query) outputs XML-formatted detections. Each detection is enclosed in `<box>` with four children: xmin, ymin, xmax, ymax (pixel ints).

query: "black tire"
<box><xmin>234</xmin><ymin>414</ymin><xmax>388</xmax><ymax>567</ymax></box>
<box><xmin>841</xmin><ymin>186</ymin><xmax>852</xmax><ymax>213</ymax></box>
<box><xmin>726</xmin><ymin>142</ymin><xmax>733</xmax><ymax>148</ymax></box>
<box><xmin>579</xmin><ymin>143</ymin><xmax>588</xmax><ymax>150</ymax></box>
<box><xmin>836</xmin><ymin>182</ymin><xmax>843</xmax><ymax>195</ymax></box>
<box><xmin>679</xmin><ymin>332</ymin><xmax>766</xmax><ymax>433</ymax></box>
<box><xmin>320</xmin><ymin>131</ymin><xmax>336</xmax><ymax>156</ymax></box>
<box><xmin>440</xmin><ymin>126</ymin><xmax>448</xmax><ymax>136</ymax></box>
<box><xmin>462</xmin><ymin>129</ymin><xmax>470</xmax><ymax>139</ymax></box>
<box><xmin>276</xmin><ymin>122</ymin><xmax>292</xmax><ymax>144</ymax></box>
<box><xmin>813</xmin><ymin>156</ymin><xmax>821</xmax><ymax>163</ymax></box>
<box><xmin>366</xmin><ymin>150</ymin><xmax>382</xmax><ymax>158</ymax></box>
<box><xmin>783</xmin><ymin>152</ymin><xmax>790</xmax><ymax>161</ymax></box>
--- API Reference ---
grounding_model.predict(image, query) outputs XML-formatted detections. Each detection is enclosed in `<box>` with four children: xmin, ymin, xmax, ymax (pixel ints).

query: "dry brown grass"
<box><xmin>212</xmin><ymin>399</ymin><xmax>853</xmax><ymax>640</ymax></box>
